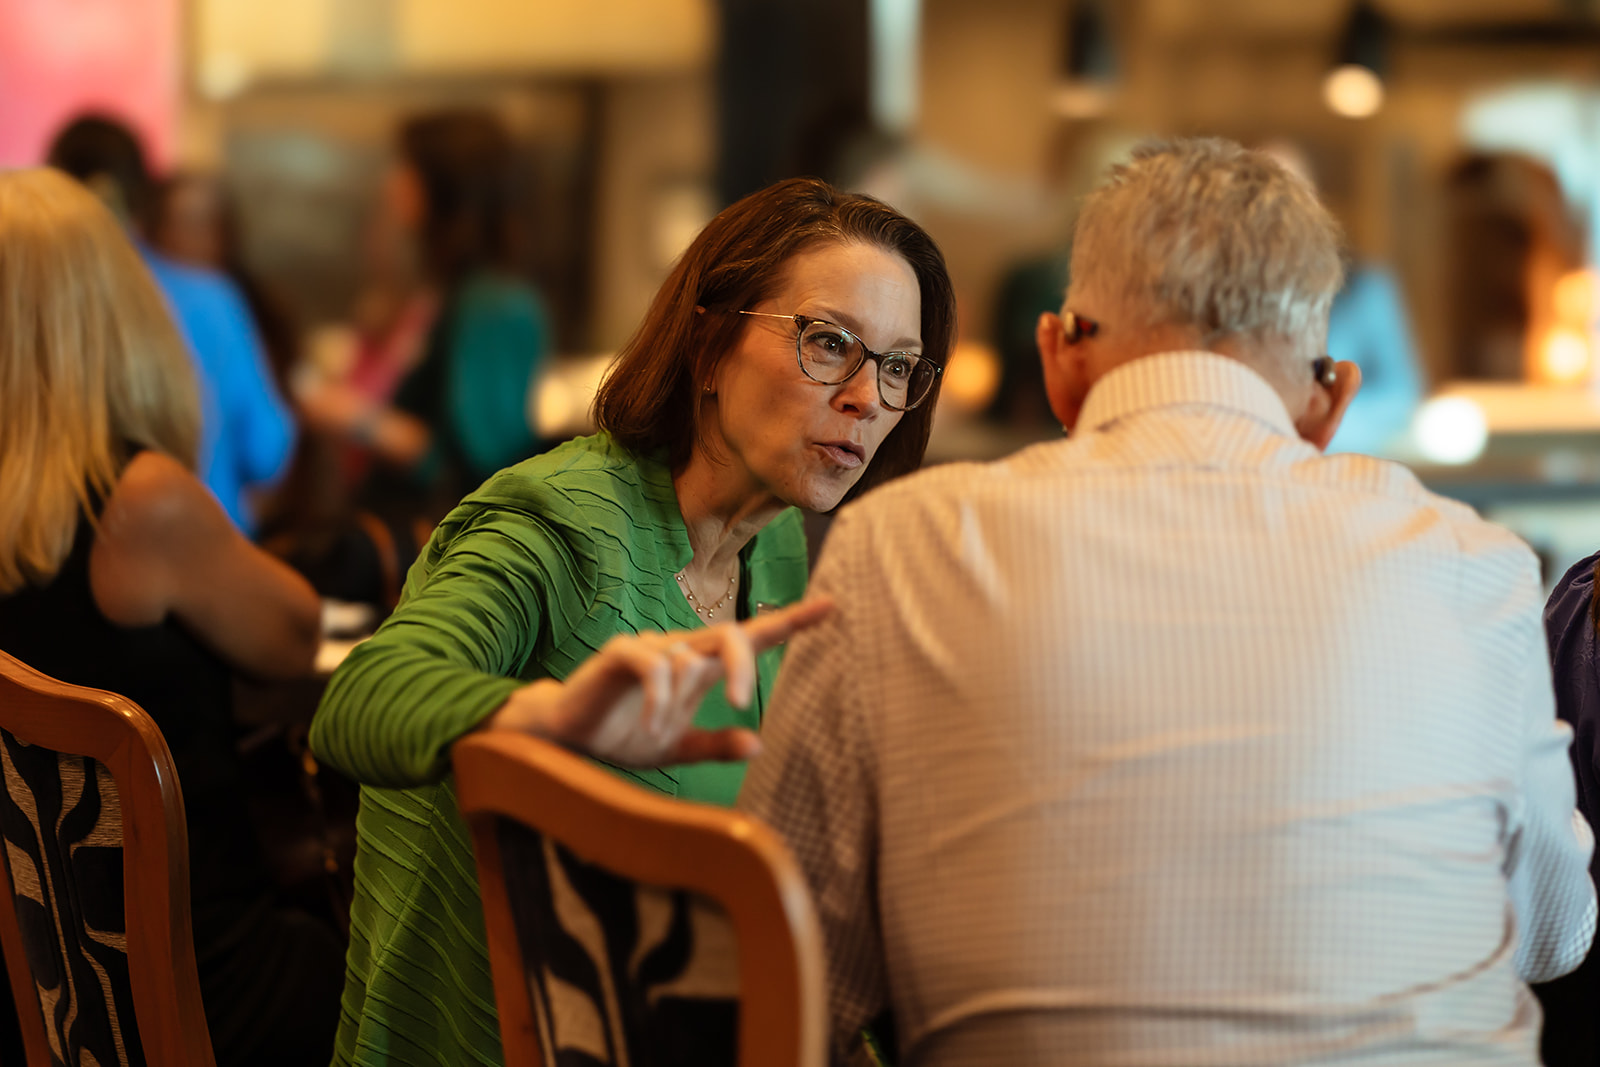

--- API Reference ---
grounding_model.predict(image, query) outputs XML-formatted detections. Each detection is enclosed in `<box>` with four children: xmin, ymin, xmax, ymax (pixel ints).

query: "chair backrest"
<box><xmin>454</xmin><ymin>731</ymin><xmax>827</xmax><ymax>1067</ymax></box>
<box><xmin>0</xmin><ymin>650</ymin><xmax>215</xmax><ymax>1067</ymax></box>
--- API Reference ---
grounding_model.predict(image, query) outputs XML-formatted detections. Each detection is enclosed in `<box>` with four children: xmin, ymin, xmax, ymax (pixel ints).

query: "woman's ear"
<box><xmin>1295</xmin><ymin>359</ymin><xmax>1362</xmax><ymax>451</ymax></box>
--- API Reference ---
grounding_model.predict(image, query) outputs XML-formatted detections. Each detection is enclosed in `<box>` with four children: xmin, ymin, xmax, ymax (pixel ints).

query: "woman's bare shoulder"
<box><xmin>92</xmin><ymin>451</ymin><xmax>230</xmax><ymax>625</ymax></box>
<box><xmin>102</xmin><ymin>450</ymin><xmax>228</xmax><ymax>548</ymax></box>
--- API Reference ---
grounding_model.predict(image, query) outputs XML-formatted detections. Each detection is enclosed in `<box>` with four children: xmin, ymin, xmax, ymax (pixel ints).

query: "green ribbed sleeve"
<box><xmin>311</xmin><ymin>509</ymin><xmax>580</xmax><ymax>787</ymax></box>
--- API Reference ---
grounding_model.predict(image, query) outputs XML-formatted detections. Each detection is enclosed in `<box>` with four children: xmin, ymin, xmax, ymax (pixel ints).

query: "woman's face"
<box><xmin>154</xmin><ymin>179</ymin><xmax>222</xmax><ymax>268</ymax></box>
<box><xmin>701</xmin><ymin>240</ymin><xmax>921</xmax><ymax>512</ymax></box>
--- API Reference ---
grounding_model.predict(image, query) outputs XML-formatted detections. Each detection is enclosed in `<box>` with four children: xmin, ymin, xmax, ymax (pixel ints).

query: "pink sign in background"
<box><xmin>0</xmin><ymin>0</ymin><xmax>180</xmax><ymax>169</ymax></box>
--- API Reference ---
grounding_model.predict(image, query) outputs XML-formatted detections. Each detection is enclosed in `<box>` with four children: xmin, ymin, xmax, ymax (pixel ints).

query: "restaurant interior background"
<box><xmin>6</xmin><ymin>0</ymin><xmax>1600</xmax><ymax>583</ymax></box>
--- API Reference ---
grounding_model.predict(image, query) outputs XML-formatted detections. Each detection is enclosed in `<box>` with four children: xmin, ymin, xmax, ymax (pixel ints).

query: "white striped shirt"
<box><xmin>739</xmin><ymin>351</ymin><xmax>1596</xmax><ymax>1067</ymax></box>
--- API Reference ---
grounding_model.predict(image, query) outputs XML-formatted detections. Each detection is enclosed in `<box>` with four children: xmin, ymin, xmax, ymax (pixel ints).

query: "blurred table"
<box><xmin>235</xmin><ymin>635</ymin><xmax>365</xmax><ymax>731</ymax></box>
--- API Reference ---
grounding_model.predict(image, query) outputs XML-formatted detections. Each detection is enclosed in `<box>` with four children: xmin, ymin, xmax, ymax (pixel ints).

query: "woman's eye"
<box><xmin>881</xmin><ymin>355</ymin><xmax>915</xmax><ymax>381</ymax></box>
<box><xmin>805</xmin><ymin>329</ymin><xmax>853</xmax><ymax>358</ymax></box>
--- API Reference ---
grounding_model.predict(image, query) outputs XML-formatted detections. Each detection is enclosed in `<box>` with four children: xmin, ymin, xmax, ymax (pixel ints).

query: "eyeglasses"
<box><xmin>1060</xmin><ymin>309</ymin><xmax>1339</xmax><ymax>387</ymax></box>
<box><xmin>737</xmin><ymin>311</ymin><xmax>941</xmax><ymax>412</ymax></box>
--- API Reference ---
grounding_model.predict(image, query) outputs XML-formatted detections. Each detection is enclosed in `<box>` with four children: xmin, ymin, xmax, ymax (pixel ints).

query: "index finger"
<box><xmin>739</xmin><ymin>596</ymin><xmax>834</xmax><ymax>653</ymax></box>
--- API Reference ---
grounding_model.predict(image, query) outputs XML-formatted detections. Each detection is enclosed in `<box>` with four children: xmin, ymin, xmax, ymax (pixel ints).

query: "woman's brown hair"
<box><xmin>593</xmin><ymin>176</ymin><xmax>955</xmax><ymax>502</ymax></box>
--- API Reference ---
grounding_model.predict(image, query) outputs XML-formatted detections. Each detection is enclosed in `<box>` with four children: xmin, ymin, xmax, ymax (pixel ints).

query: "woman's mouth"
<box><xmin>816</xmin><ymin>441</ymin><xmax>864</xmax><ymax>469</ymax></box>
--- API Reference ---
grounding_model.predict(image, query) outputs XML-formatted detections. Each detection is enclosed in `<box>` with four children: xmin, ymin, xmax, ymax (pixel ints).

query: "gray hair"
<box><xmin>1070</xmin><ymin>138</ymin><xmax>1345</xmax><ymax>345</ymax></box>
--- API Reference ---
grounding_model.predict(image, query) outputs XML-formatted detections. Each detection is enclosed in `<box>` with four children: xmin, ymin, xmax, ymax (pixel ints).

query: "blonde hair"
<box><xmin>0</xmin><ymin>168</ymin><xmax>199</xmax><ymax>593</ymax></box>
<box><xmin>1071</xmin><ymin>138</ymin><xmax>1345</xmax><ymax>346</ymax></box>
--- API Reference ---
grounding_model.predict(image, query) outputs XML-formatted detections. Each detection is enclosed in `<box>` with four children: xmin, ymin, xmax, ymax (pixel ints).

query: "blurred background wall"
<box><xmin>10</xmin><ymin>0</ymin><xmax>1600</xmax><ymax>571</ymax></box>
<box><xmin>7</xmin><ymin>0</ymin><xmax>1599</xmax><ymax>379</ymax></box>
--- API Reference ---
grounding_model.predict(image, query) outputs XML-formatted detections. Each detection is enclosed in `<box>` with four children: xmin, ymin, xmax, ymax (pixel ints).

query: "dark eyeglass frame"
<box><xmin>736</xmin><ymin>310</ymin><xmax>942</xmax><ymax>412</ymax></box>
<box><xmin>1061</xmin><ymin>309</ymin><xmax>1339</xmax><ymax>388</ymax></box>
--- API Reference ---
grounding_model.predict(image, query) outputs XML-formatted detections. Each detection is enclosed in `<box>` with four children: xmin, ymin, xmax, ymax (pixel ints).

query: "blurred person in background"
<box><xmin>986</xmin><ymin>127</ymin><xmax>1142</xmax><ymax>431</ymax></box>
<box><xmin>990</xmin><ymin>241</ymin><xmax>1071</xmax><ymax>428</ymax></box>
<box><xmin>1325</xmin><ymin>266</ymin><xmax>1424</xmax><ymax>453</ymax></box>
<box><xmin>739</xmin><ymin>139</ymin><xmax>1593</xmax><ymax>1067</ymax></box>
<box><xmin>1532</xmin><ymin>556</ymin><xmax>1600</xmax><ymax>1067</ymax></box>
<box><xmin>148</xmin><ymin>171</ymin><xmax>301</xmax><ymax>397</ymax></box>
<box><xmin>47</xmin><ymin>115</ymin><xmax>297</xmax><ymax>537</ymax></box>
<box><xmin>147</xmin><ymin>170</ymin><xmax>384</xmax><ymax>608</ymax></box>
<box><xmin>1260</xmin><ymin>139</ymin><xmax>1425</xmax><ymax>455</ymax></box>
<box><xmin>298</xmin><ymin>108</ymin><xmax>551</xmax><ymax>531</ymax></box>
<box><xmin>0</xmin><ymin>169</ymin><xmax>343</xmax><ymax>1067</ymax></box>
<box><xmin>308</xmin><ymin>176</ymin><xmax>954</xmax><ymax>1066</ymax></box>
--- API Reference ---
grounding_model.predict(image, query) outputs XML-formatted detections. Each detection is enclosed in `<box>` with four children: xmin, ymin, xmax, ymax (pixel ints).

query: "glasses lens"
<box><xmin>798</xmin><ymin>319</ymin><xmax>936</xmax><ymax>410</ymax></box>
<box><xmin>798</xmin><ymin>321</ymin><xmax>864</xmax><ymax>384</ymax></box>
<box><xmin>877</xmin><ymin>353</ymin><xmax>922</xmax><ymax>410</ymax></box>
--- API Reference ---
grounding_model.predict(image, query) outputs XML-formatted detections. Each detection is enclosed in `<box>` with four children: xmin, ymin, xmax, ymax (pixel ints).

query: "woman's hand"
<box><xmin>298</xmin><ymin>382</ymin><xmax>432</xmax><ymax>465</ymax></box>
<box><xmin>484</xmin><ymin>598</ymin><xmax>832</xmax><ymax>766</ymax></box>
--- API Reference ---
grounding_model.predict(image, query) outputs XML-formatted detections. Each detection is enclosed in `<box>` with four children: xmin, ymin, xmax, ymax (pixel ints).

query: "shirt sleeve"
<box><xmin>446</xmin><ymin>281</ymin><xmax>549</xmax><ymax>479</ymax></box>
<box><xmin>1507</xmin><ymin>600</ymin><xmax>1598</xmax><ymax>982</ymax></box>
<box><xmin>310</xmin><ymin>506</ymin><xmax>577</xmax><ymax>787</ymax></box>
<box><xmin>738</xmin><ymin>510</ymin><xmax>889</xmax><ymax>1062</ymax></box>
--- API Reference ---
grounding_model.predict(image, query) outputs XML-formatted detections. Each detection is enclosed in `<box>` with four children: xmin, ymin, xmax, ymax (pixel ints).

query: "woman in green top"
<box><xmin>310</xmin><ymin>176</ymin><xmax>956</xmax><ymax>1066</ymax></box>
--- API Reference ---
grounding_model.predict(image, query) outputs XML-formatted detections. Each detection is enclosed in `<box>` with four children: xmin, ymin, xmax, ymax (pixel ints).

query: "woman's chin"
<box><xmin>785</xmin><ymin>472</ymin><xmax>863</xmax><ymax>513</ymax></box>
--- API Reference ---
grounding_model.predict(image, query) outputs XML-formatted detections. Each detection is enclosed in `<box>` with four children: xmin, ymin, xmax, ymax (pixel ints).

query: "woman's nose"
<box><xmin>834</xmin><ymin>359</ymin><xmax>883</xmax><ymax>414</ymax></box>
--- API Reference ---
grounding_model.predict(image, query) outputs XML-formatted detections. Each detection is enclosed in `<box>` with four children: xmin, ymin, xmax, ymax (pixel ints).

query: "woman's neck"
<box><xmin>672</xmin><ymin>451</ymin><xmax>787</xmax><ymax>581</ymax></box>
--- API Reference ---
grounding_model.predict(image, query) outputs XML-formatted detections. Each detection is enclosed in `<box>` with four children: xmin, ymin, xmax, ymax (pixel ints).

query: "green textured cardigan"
<box><xmin>309</xmin><ymin>432</ymin><xmax>809</xmax><ymax>1067</ymax></box>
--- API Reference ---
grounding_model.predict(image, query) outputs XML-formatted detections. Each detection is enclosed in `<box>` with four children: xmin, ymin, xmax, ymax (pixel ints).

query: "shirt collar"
<box><xmin>631</xmin><ymin>441</ymin><xmax>696</xmax><ymax>573</ymax></box>
<box><xmin>1076</xmin><ymin>351</ymin><xmax>1299</xmax><ymax>439</ymax></box>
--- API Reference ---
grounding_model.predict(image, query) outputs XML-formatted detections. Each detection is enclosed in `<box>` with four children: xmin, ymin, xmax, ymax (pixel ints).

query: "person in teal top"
<box><xmin>302</xmin><ymin>109</ymin><xmax>552</xmax><ymax>527</ymax></box>
<box><xmin>310</xmin><ymin>175</ymin><xmax>957</xmax><ymax>1066</ymax></box>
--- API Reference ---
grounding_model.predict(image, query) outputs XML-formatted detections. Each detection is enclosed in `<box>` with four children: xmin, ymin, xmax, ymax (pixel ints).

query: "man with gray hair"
<box><xmin>739</xmin><ymin>138</ymin><xmax>1595</xmax><ymax>1066</ymax></box>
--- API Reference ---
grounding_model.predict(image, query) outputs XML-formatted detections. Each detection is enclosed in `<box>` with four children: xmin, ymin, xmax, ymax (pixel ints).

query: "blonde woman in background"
<box><xmin>0</xmin><ymin>167</ymin><xmax>343</xmax><ymax>1066</ymax></box>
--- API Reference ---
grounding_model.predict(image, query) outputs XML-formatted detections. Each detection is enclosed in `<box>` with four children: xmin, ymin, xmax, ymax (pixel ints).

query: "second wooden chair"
<box><xmin>454</xmin><ymin>730</ymin><xmax>826</xmax><ymax>1067</ymax></box>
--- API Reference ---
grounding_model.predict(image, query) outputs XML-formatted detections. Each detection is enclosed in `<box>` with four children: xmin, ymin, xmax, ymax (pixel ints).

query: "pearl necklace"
<box><xmin>676</xmin><ymin>569</ymin><xmax>737</xmax><ymax>620</ymax></box>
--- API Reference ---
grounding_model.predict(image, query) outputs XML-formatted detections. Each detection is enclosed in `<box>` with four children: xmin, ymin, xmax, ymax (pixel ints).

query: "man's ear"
<box><xmin>1295</xmin><ymin>359</ymin><xmax>1362</xmax><ymax>451</ymax></box>
<box><xmin>1036</xmin><ymin>311</ymin><xmax>1080</xmax><ymax>430</ymax></box>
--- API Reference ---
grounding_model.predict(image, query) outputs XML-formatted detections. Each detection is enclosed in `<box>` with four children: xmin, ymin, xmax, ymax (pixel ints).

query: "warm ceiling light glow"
<box><xmin>1539</xmin><ymin>327</ymin><xmax>1591</xmax><ymax>385</ymax></box>
<box><xmin>530</xmin><ymin>354</ymin><xmax>615</xmax><ymax>438</ymax></box>
<box><xmin>1052</xmin><ymin>81</ymin><xmax>1114</xmax><ymax>119</ymax></box>
<box><xmin>534</xmin><ymin>376</ymin><xmax>575</xmax><ymax>439</ymax></box>
<box><xmin>1322</xmin><ymin>64</ymin><xmax>1384</xmax><ymax>119</ymax></box>
<box><xmin>199</xmin><ymin>52</ymin><xmax>250</xmax><ymax>101</ymax></box>
<box><xmin>1413</xmin><ymin>397</ymin><xmax>1488</xmax><ymax>465</ymax></box>
<box><xmin>1553</xmin><ymin>270</ymin><xmax>1598</xmax><ymax>326</ymax></box>
<box><xmin>940</xmin><ymin>341</ymin><xmax>1002</xmax><ymax>414</ymax></box>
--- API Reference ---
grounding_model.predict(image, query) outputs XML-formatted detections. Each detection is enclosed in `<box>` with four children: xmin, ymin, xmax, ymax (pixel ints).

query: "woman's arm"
<box><xmin>310</xmin><ymin>492</ymin><xmax>829</xmax><ymax>789</ymax></box>
<box><xmin>297</xmin><ymin>380</ymin><xmax>433</xmax><ymax>467</ymax></box>
<box><xmin>310</xmin><ymin>507</ymin><xmax>573</xmax><ymax>787</ymax></box>
<box><xmin>89</xmin><ymin>450</ymin><xmax>320</xmax><ymax>679</ymax></box>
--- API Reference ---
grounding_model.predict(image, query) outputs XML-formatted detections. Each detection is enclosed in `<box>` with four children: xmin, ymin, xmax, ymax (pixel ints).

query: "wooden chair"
<box><xmin>0</xmin><ymin>650</ymin><xmax>215</xmax><ymax>1067</ymax></box>
<box><xmin>454</xmin><ymin>731</ymin><xmax>827</xmax><ymax>1067</ymax></box>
